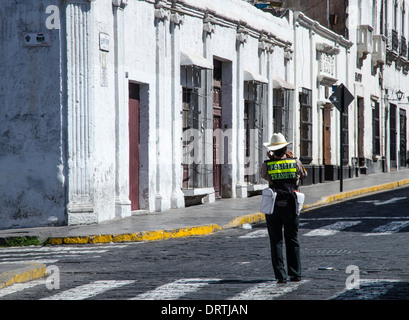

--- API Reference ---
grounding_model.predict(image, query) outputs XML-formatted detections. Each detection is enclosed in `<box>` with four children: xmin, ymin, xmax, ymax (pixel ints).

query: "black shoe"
<box><xmin>290</xmin><ymin>276</ymin><xmax>302</xmax><ymax>282</ymax></box>
<box><xmin>277</xmin><ymin>278</ymin><xmax>287</xmax><ymax>284</ymax></box>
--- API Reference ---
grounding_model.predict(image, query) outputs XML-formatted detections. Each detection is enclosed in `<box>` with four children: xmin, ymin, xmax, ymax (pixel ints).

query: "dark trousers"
<box><xmin>265</xmin><ymin>198</ymin><xmax>301</xmax><ymax>280</ymax></box>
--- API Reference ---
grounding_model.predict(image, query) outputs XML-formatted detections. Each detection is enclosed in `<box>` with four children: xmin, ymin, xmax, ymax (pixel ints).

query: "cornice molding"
<box><xmin>294</xmin><ymin>11</ymin><xmax>353</xmax><ymax>49</ymax></box>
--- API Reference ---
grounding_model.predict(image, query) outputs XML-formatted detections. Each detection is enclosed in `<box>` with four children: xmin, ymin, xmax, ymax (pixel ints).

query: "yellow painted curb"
<box><xmin>0</xmin><ymin>263</ymin><xmax>46</xmax><ymax>289</ymax></box>
<box><xmin>47</xmin><ymin>224</ymin><xmax>223</xmax><ymax>245</ymax></box>
<box><xmin>44</xmin><ymin>178</ymin><xmax>409</xmax><ymax>245</ymax></box>
<box><xmin>223</xmin><ymin>212</ymin><xmax>266</xmax><ymax>228</ymax></box>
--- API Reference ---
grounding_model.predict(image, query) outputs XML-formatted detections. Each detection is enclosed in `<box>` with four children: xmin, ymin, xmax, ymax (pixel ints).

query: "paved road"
<box><xmin>1</xmin><ymin>186</ymin><xmax>409</xmax><ymax>303</ymax></box>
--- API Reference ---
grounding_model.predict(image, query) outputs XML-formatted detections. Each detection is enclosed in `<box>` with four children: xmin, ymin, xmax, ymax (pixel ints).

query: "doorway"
<box><xmin>129</xmin><ymin>83</ymin><xmax>140</xmax><ymax>210</ymax></box>
<box><xmin>213</xmin><ymin>60</ymin><xmax>222</xmax><ymax>198</ymax></box>
<box><xmin>400</xmin><ymin>108</ymin><xmax>407</xmax><ymax>167</ymax></box>
<box><xmin>390</xmin><ymin>104</ymin><xmax>397</xmax><ymax>169</ymax></box>
<box><xmin>322</xmin><ymin>107</ymin><xmax>332</xmax><ymax>165</ymax></box>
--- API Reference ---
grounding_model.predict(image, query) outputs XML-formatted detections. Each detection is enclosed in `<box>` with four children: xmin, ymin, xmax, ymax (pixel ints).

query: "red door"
<box><xmin>129</xmin><ymin>83</ymin><xmax>140</xmax><ymax>210</ymax></box>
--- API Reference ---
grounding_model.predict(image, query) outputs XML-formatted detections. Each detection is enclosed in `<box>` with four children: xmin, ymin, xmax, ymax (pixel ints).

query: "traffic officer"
<box><xmin>261</xmin><ymin>133</ymin><xmax>307</xmax><ymax>284</ymax></box>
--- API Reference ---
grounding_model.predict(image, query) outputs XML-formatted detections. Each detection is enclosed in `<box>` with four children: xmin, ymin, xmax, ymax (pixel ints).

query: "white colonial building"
<box><xmin>0</xmin><ymin>0</ymin><xmax>408</xmax><ymax>229</ymax></box>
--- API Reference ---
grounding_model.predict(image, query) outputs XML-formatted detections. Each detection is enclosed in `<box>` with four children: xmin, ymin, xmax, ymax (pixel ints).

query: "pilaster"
<box><xmin>65</xmin><ymin>0</ymin><xmax>96</xmax><ymax>225</ymax></box>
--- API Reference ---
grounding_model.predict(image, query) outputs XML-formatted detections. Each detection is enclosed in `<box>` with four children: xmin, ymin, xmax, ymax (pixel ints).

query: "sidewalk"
<box><xmin>1</xmin><ymin>169</ymin><xmax>409</xmax><ymax>289</ymax></box>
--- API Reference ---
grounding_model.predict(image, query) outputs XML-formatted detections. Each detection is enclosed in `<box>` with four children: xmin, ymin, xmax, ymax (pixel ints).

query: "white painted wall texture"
<box><xmin>0</xmin><ymin>0</ymin><xmax>65</xmax><ymax>229</ymax></box>
<box><xmin>1</xmin><ymin>0</ymin><xmax>408</xmax><ymax>229</ymax></box>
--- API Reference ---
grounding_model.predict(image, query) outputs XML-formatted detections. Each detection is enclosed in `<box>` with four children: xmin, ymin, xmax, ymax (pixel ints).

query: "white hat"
<box><xmin>263</xmin><ymin>133</ymin><xmax>292</xmax><ymax>151</ymax></box>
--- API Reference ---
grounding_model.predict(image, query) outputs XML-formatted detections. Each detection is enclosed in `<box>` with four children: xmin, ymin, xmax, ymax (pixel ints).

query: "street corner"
<box><xmin>0</xmin><ymin>263</ymin><xmax>47</xmax><ymax>290</ymax></box>
<box><xmin>223</xmin><ymin>212</ymin><xmax>266</xmax><ymax>229</ymax></box>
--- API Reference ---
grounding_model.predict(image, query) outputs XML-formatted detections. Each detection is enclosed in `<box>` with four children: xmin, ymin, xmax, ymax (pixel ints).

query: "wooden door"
<box><xmin>390</xmin><ymin>104</ymin><xmax>397</xmax><ymax>168</ymax></box>
<box><xmin>323</xmin><ymin>107</ymin><xmax>332</xmax><ymax>165</ymax></box>
<box><xmin>129</xmin><ymin>83</ymin><xmax>140</xmax><ymax>210</ymax></box>
<box><xmin>357</xmin><ymin>97</ymin><xmax>365</xmax><ymax>166</ymax></box>
<box><xmin>400</xmin><ymin>108</ymin><xmax>407</xmax><ymax>167</ymax></box>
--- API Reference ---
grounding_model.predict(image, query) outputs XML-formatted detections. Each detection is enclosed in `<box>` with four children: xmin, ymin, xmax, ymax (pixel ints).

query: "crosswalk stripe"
<box><xmin>230</xmin><ymin>280</ymin><xmax>308</xmax><ymax>300</ymax></box>
<box><xmin>303</xmin><ymin>221</ymin><xmax>361</xmax><ymax>236</ymax></box>
<box><xmin>129</xmin><ymin>278</ymin><xmax>220</xmax><ymax>300</ymax></box>
<box><xmin>333</xmin><ymin>279</ymin><xmax>399</xmax><ymax>300</ymax></box>
<box><xmin>0</xmin><ymin>259</ymin><xmax>59</xmax><ymax>265</ymax></box>
<box><xmin>0</xmin><ymin>245</ymin><xmax>128</xmax><ymax>253</ymax></box>
<box><xmin>41</xmin><ymin>280</ymin><xmax>135</xmax><ymax>300</ymax></box>
<box><xmin>239</xmin><ymin>230</ymin><xmax>268</xmax><ymax>239</ymax></box>
<box><xmin>0</xmin><ymin>245</ymin><xmax>128</xmax><ymax>254</ymax></box>
<box><xmin>0</xmin><ymin>250</ymin><xmax>108</xmax><ymax>258</ymax></box>
<box><xmin>0</xmin><ymin>245</ymin><xmax>126</xmax><ymax>265</ymax></box>
<box><xmin>0</xmin><ymin>279</ymin><xmax>45</xmax><ymax>298</ymax></box>
<box><xmin>362</xmin><ymin>221</ymin><xmax>409</xmax><ymax>236</ymax></box>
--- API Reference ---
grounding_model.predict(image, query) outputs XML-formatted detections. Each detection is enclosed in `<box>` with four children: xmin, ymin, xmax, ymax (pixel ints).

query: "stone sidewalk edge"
<box><xmin>46</xmin><ymin>178</ymin><xmax>409</xmax><ymax>246</ymax></box>
<box><xmin>0</xmin><ymin>263</ymin><xmax>47</xmax><ymax>290</ymax></box>
<box><xmin>2</xmin><ymin>178</ymin><xmax>409</xmax><ymax>248</ymax></box>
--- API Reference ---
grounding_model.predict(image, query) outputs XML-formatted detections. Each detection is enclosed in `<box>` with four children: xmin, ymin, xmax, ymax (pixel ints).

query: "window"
<box><xmin>402</xmin><ymin>1</ymin><xmax>406</xmax><ymax>37</ymax></box>
<box><xmin>400</xmin><ymin>108</ymin><xmax>407</xmax><ymax>167</ymax></box>
<box><xmin>244</xmin><ymin>82</ymin><xmax>267</xmax><ymax>184</ymax></box>
<box><xmin>273</xmin><ymin>89</ymin><xmax>291</xmax><ymax>139</ymax></box>
<box><xmin>390</xmin><ymin>103</ymin><xmax>397</xmax><ymax>162</ymax></box>
<box><xmin>181</xmin><ymin>87</ymin><xmax>195</xmax><ymax>189</ymax></box>
<box><xmin>342</xmin><ymin>106</ymin><xmax>349</xmax><ymax>165</ymax></box>
<box><xmin>300</xmin><ymin>88</ymin><xmax>312</xmax><ymax>164</ymax></box>
<box><xmin>372</xmin><ymin>101</ymin><xmax>381</xmax><ymax>156</ymax></box>
<box><xmin>180</xmin><ymin>66</ymin><xmax>210</xmax><ymax>189</ymax></box>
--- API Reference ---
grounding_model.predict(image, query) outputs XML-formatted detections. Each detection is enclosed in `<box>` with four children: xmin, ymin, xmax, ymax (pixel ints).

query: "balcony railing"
<box><xmin>372</xmin><ymin>34</ymin><xmax>386</xmax><ymax>67</ymax></box>
<box><xmin>400</xmin><ymin>36</ymin><xmax>407</xmax><ymax>57</ymax></box>
<box><xmin>357</xmin><ymin>25</ymin><xmax>373</xmax><ymax>59</ymax></box>
<box><xmin>391</xmin><ymin>29</ymin><xmax>399</xmax><ymax>52</ymax></box>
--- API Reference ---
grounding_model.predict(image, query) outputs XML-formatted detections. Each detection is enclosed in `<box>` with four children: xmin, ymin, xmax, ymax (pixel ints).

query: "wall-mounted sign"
<box><xmin>99</xmin><ymin>32</ymin><xmax>110</xmax><ymax>52</ymax></box>
<box><xmin>23</xmin><ymin>32</ymin><xmax>51</xmax><ymax>47</ymax></box>
<box><xmin>100</xmin><ymin>52</ymin><xmax>108</xmax><ymax>87</ymax></box>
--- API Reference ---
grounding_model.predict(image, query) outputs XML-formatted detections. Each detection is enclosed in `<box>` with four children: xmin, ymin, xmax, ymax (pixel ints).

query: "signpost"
<box><xmin>329</xmin><ymin>84</ymin><xmax>354</xmax><ymax>192</ymax></box>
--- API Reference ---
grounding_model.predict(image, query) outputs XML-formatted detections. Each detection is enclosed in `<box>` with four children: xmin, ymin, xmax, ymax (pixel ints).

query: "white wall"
<box><xmin>0</xmin><ymin>0</ymin><xmax>65</xmax><ymax>229</ymax></box>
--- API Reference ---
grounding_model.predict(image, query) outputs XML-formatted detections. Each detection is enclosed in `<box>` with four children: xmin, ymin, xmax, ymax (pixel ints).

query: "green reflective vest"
<box><xmin>266</xmin><ymin>158</ymin><xmax>297</xmax><ymax>185</ymax></box>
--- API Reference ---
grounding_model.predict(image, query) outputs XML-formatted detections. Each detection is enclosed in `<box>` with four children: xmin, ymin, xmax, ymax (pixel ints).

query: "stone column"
<box><xmin>154</xmin><ymin>1</ymin><xmax>170</xmax><ymax>212</ymax></box>
<box><xmin>170</xmin><ymin>9</ymin><xmax>185</xmax><ymax>208</ymax></box>
<box><xmin>113</xmin><ymin>0</ymin><xmax>132</xmax><ymax>218</ymax></box>
<box><xmin>235</xmin><ymin>25</ymin><xmax>248</xmax><ymax>198</ymax></box>
<box><xmin>65</xmin><ymin>0</ymin><xmax>96</xmax><ymax>225</ymax></box>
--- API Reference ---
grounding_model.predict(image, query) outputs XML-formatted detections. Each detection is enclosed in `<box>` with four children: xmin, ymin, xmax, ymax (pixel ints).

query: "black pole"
<box><xmin>340</xmin><ymin>87</ymin><xmax>344</xmax><ymax>193</ymax></box>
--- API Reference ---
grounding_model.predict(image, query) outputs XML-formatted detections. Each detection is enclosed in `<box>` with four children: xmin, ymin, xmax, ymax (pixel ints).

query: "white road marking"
<box><xmin>363</xmin><ymin>221</ymin><xmax>409</xmax><ymax>236</ymax></box>
<box><xmin>0</xmin><ymin>251</ymin><xmax>108</xmax><ymax>261</ymax></box>
<box><xmin>0</xmin><ymin>245</ymin><xmax>127</xmax><ymax>254</ymax></box>
<box><xmin>230</xmin><ymin>280</ymin><xmax>308</xmax><ymax>300</ymax></box>
<box><xmin>41</xmin><ymin>280</ymin><xmax>135</xmax><ymax>300</ymax></box>
<box><xmin>334</xmin><ymin>279</ymin><xmax>400</xmax><ymax>300</ymax></box>
<box><xmin>359</xmin><ymin>197</ymin><xmax>407</xmax><ymax>206</ymax></box>
<box><xmin>239</xmin><ymin>223</ymin><xmax>310</xmax><ymax>240</ymax></box>
<box><xmin>303</xmin><ymin>221</ymin><xmax>361</xmax><ymax>236</ymax></box>
<box><xmin>300</xmin><ymin>216</ymin><xmax>409</xmax><ymax>221</ymax></box>
<box><xmin>0</xmin><ymin>279</ymin><xmax>45</xmax><ymax>298</ymax></box>
<box><xmin>0</xmin><ymin>245</ymin><xmax>125</xmax><ymax>264</ymax></box>
<box><xmin>0</xmin><ymin>259</ymin><xmax>59</xmax><ymax>264</ymax></box>
<box><xmin>130</xmin><ymin>278</ymin><xmax>220</xmax><ymax>300</ymax></box>
<box><xmin>239</xmin><ymin>230</ymin><xmax>268</xmax><ymax>239</ymax></box>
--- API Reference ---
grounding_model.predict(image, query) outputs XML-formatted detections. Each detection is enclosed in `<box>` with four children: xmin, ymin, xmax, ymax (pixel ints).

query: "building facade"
<box><xmin>284</xmin><ymin>0</ymin><xmax>409</xmax><ymax>176</ymax></box>
<box><xmin>0</xmin><ymin>0</ymin><xmax>408</xmax><ymax>229</ymax></box>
